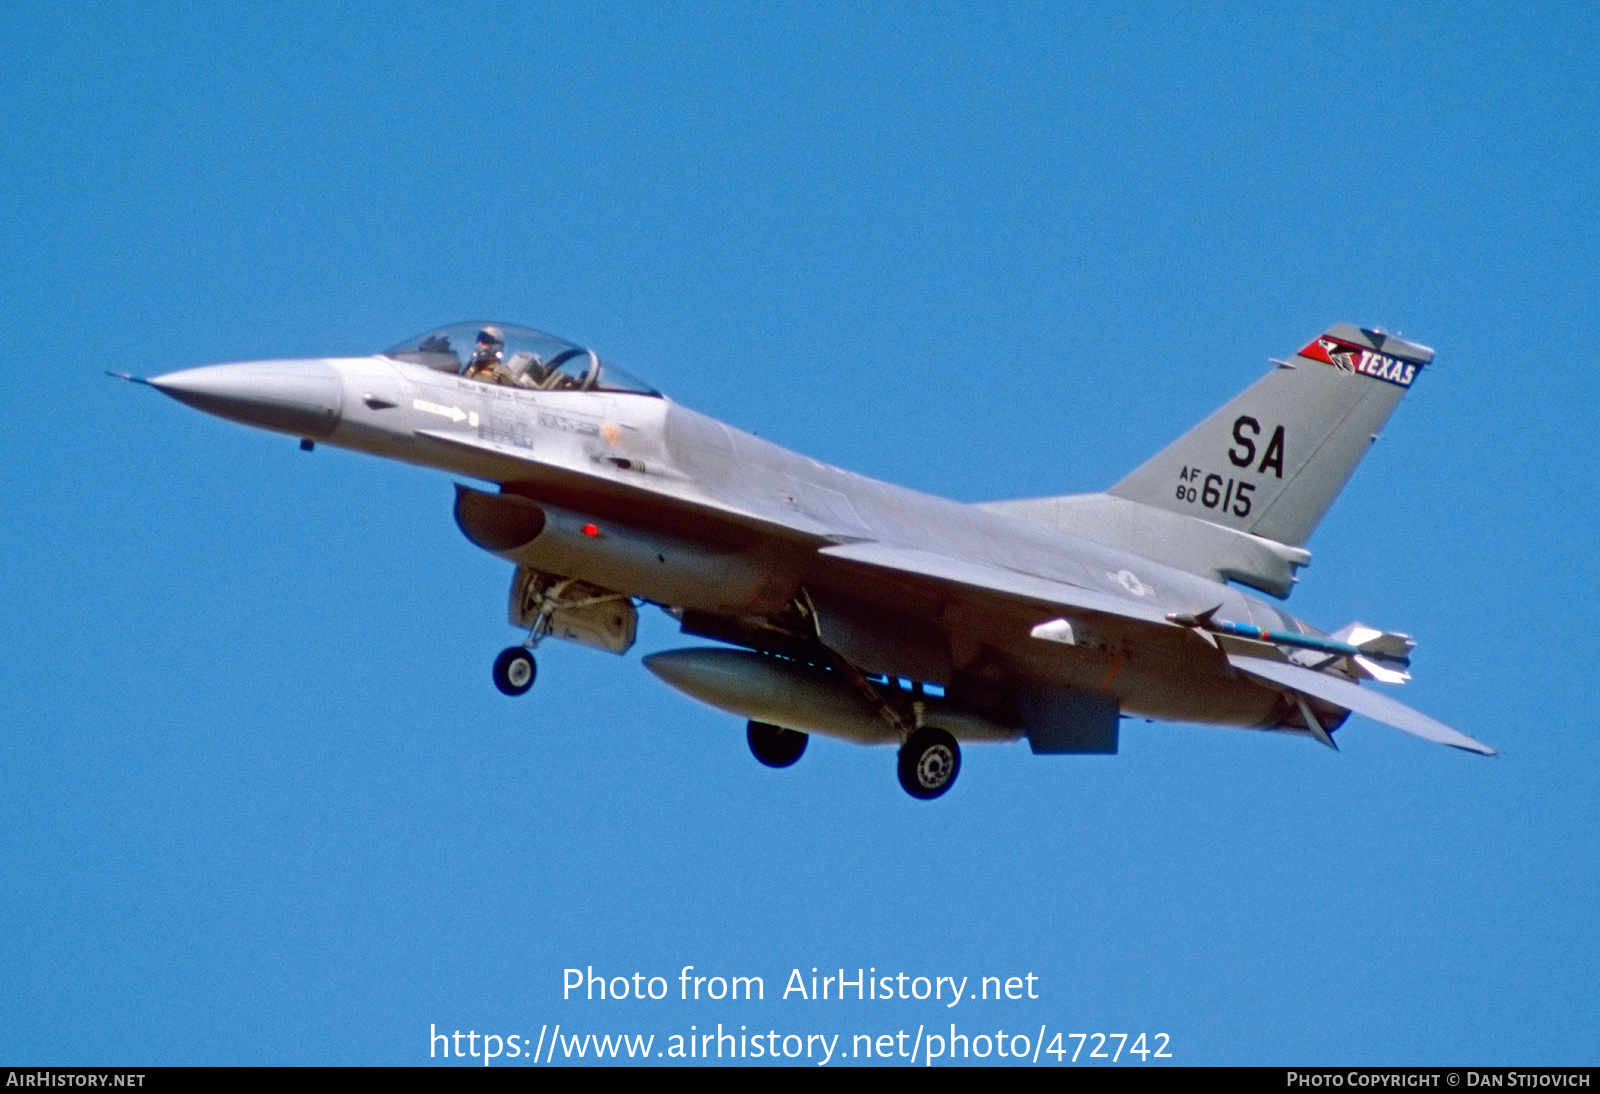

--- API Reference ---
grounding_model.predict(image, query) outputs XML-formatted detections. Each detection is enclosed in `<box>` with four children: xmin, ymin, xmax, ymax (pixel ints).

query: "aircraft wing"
<box><xmin>816</xmin><ymin>541</ymin><xmax>1177</xmax><ymax>628</ymax></box>
<box><xmin>816</xmin><ymin>542</ymin><xmax>1494</xmax><ymax>755</ymax></box>
<box><xmin>1225</xmin><ymin>652</ymin><xmax>1496</xmax><ymax>755</ymax></box>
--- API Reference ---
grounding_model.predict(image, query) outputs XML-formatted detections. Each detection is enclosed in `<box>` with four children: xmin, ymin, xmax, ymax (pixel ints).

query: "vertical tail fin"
<box><xmin>1107</xmin><ymin>324</ymin><xmax>1432</xmax><ymax>547</ymax></box>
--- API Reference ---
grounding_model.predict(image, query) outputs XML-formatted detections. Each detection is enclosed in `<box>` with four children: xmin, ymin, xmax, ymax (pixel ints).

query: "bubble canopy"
<box><xmin>382</xmin><ymin>322</ymin><xmax>660</xmax><ymax>397</ymax></box>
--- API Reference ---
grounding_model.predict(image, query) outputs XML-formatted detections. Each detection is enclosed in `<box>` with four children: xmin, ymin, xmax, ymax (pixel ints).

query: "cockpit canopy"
<box><xmin>382</xmin><ymin>322</ymin><xmax>660</xmax><ymax>396</ymax></box>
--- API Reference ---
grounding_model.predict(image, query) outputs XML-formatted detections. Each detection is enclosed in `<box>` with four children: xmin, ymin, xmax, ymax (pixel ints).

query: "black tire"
<box><xmin>898</xmin><ymin>727</ymin><xmax>961</xmax><ymax>799</ymax></box>
<box><xmin>747</xmin><ymin>720</ymin><xmax>809</xmax><ymax>768</ymax></box>
<box><xmin>492</xmin><ymin>647</ymin><xmax>537</xmax><ymax>696</ymax></box>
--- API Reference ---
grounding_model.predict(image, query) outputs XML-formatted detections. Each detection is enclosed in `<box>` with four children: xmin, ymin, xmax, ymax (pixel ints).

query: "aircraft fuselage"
<box><xmin>151</xmin><ymin>351</ymin><xmax>1323</xmax><ymax>738</ymax></box>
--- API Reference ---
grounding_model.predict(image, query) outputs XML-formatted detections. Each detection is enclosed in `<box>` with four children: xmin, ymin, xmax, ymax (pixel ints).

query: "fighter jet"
<box><xmin>120</xmin><ymin>320</ymin><xmax>1493</xmax><ymax>800</ymax></box>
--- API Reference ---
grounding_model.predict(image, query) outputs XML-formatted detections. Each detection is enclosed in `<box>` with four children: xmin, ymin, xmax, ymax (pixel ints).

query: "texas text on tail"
<box><xmin>126</xmin><ymin>320</ymin><xmax>1493</xmax><ymax>800</ymax></box>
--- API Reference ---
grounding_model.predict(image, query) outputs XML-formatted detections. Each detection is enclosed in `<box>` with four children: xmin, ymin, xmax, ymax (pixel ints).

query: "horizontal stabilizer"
<box><xmin>1226</xmin><ymin>653</ymin><xmax>1495</xmax><ymax>755</ymax></box>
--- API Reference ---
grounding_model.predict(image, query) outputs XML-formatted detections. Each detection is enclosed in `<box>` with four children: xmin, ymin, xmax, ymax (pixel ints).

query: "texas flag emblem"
<box><xmin>1297</xmin><ymin>336</ymin><xmax>1419</xmax><ymax>387</ymax></box>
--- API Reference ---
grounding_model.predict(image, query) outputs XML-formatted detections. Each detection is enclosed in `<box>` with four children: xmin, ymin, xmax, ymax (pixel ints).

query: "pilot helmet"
<box><xmin>469</xmin><ymin>326</ymin><xmax>505</xmax><ymax>370</ymax></box>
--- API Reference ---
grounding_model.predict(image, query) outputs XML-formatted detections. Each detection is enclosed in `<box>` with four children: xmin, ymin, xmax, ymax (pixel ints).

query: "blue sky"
<box><xmin>2</xmin><ymin>0</ymin><xmax>1596</xmax><ymax>1066</ymax></box>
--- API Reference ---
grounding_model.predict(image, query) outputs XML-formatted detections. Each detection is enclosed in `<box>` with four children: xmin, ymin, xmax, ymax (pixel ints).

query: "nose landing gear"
<box><xmin>492</xmin><ymin>646</ymin><xmax>537</xmax><ymax>696</ymax></box>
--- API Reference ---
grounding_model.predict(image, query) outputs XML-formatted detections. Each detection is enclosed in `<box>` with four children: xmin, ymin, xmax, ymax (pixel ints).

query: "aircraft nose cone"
<box><xmin>148</xmin><ymin>359</ymin><xmax>343</xmax><ymax>439</ymax></box>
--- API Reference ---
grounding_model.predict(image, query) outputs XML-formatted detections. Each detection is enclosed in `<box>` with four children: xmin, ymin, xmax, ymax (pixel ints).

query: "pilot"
<box><xmin>464</xmin><ymin>326</ymin><xmax>507</xmax><ymax>383</ymax></box>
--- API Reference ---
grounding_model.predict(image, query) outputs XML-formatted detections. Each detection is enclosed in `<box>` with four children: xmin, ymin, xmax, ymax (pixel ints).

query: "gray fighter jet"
<box><xmin>121</xmin><ymin>320</ymin><xmax>1493</xmax><ymax>799</ymax></box>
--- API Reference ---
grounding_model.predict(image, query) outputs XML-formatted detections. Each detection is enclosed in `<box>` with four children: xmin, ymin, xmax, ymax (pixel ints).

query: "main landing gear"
<box><xmin>492</xmin><ymin>646</ymin><xmax>537</xmax><ymax>696</ymax></box>
<box><xmin>898</xmin><ymin>727</ymin><xmax>961</xmax><ymax>800</ymax></box>
<box><xmin>743</xmin><ymin>720</ymin><xmax>960</xmax><ymax>800</ymax></box>
<box><xmin>746</xmin><ymin>720</ymin><xmax>809</xmax><ymax>768</ymax></box>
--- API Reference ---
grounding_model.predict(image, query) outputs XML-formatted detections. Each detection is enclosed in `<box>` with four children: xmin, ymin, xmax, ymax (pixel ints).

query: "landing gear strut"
<box><xmin>493</xmin><ymin>576</ymin><xmax>558</xmax><ymax>697</ymax></box>
<box><xmin>898</xmin><ymin>727</ymin><xmax>960</xmax><ymax>800</ymax></box>
<box><xmin>492</xmin><ymin>646</ymin><xmax>537</xmax><ymax>696</ymax></box>
<box><xmin>747</xmin><ymin>720</ymin><xmax>809</xmax><ymax>768</ymax></box>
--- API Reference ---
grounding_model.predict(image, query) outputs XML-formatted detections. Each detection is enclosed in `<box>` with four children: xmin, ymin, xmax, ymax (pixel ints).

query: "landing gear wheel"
<box><xmin>492</xmin><ymin>647</ymin><xmax>536</xmax><ymax>696</ymax></box>
<box><xmin>898</xmin><ymin>727</ymin><xmax>960</xmax><ymax>800</ymax></box>
<box><xmin>747</xmin><ymin>721</ymin><xmax>809</xmax><ymax>768</ymax></box>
